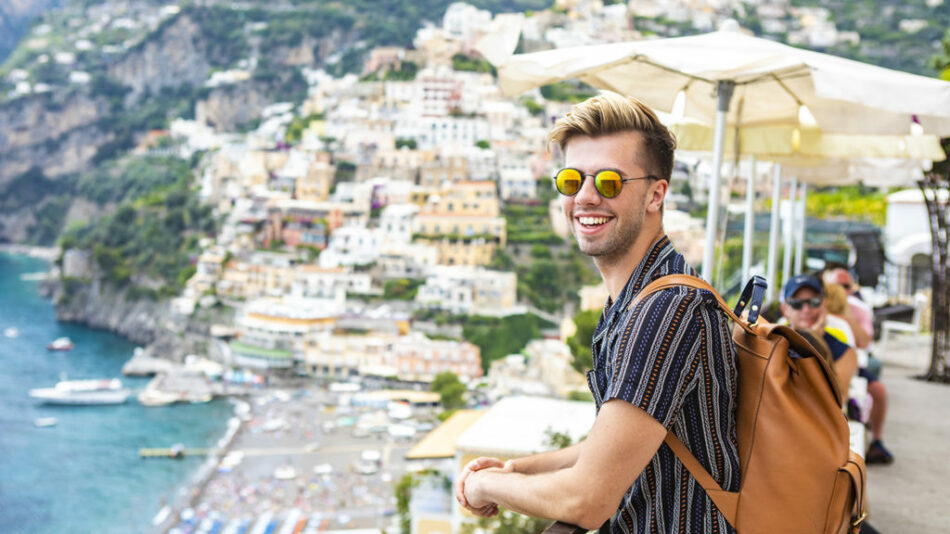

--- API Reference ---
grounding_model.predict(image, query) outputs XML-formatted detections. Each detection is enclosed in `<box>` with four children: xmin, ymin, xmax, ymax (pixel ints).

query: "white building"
<box><xmin>379</xmin><ymin>203</ymin><xmax>420</xmax><ymax>244</ymax></box>
<box><xmin>885</xmin><ymin>188</ymin><xmax>943</xmax><ymax>297</ymax></box>
<box><xmin>231</xmin><ymin>297</ymin><xmax>341</xmax><ymax>369</ymax></box>
<box><xmin>498</xmin><ymin>159</ymin><xmax>537</xmax><ymax>200</ymax></box>
<box><xmin>319</xmin><ymin>226</ymin><xmax>383</xmax><ymax>268</ymax></box>
<box><xmin>416</xmin><ymin>265</ymin><xmax>519</xmax><ymax>316</ymax></box>
<box><xmin>443</xmin><ymin>2</ymin><xmax>492</xmax><ymax>41</ymax></box>
<box><xmin>378</xmin><ymin>242</ymin><xmax>439</xmax><ymax>279</ymax></box>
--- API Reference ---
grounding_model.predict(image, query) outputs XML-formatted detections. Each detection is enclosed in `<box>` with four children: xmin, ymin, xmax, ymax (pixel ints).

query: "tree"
<box><xmin>567</xmin><ymin>309</ymin><xmax>600</xmax><ymax>374</ymax></box>
<box><xmin>431</xmin><ymin>371</ymin><xmax>466</xmax><ymax>410</ymax></box>
<box><xmin>919</xmin><ymin>171</ymin><xmax>950</xmax><ymax>383</ymax></box>
<box><xmin>930</xmin><ymin>29</ymin><xmax>950</xmax><ymax>81</ymax></box>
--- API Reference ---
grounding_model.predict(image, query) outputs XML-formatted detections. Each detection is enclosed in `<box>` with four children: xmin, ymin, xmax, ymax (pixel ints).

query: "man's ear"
<box><xmin>647</xmin><ymin>179</ymin><xmax>669</xmax><ymax>214</ymax></box>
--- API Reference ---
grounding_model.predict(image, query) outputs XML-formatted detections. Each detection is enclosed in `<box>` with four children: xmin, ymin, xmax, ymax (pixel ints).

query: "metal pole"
<box><xmin>741</xmin><ymin>155</ymin><xmax>756</xmax><ymax>284</ymax></box>
<box><xmin>702</xmin><ymin>80</ymin><xmax>735</xmax><ymax>283</ymax></box>
<box><xmin>766</xmin><ymin>164</ymin><xmax>781</xmax><ymax>302</ymax></box>
<box><xmin>782</xmin><ymin>177</ymin><xmax>797</xmax><ymax>284</ymax></box>
<box><xmin>794</xmin><ymin>182</ymin><xmax>808</xmax><ymax>274</ymax></box>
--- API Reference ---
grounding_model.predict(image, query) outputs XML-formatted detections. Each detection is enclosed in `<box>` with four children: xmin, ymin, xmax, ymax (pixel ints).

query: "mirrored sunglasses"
<box><xmin>553</xmin><ymin>168</ymin><xmax>657</xmax><ymax>199</ymax></box>
<box><xmin>787</xmin><ymin>296</ymin><xmax>823</xmax><ymax>310</ymax></box>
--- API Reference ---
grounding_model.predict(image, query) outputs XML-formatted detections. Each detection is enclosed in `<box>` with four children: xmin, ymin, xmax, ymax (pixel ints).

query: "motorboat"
<box><xmin>3</xmin><ymin>327</ymin><xmax>19</xmax><ymax>338</ymax></box>
<box><xmin>29</xmin><ymin>378</ymin><xmax>130</xmax><ymax>405</ymax></box>
<box><xmin>46</xmin><ymin>337</ymin><xmax>74</xmax><ymax>351</ymax></box>
<box><xmin>34</xmin><ymin>417</ymin><xmax>58</xmax><ymax>427</ymax></box>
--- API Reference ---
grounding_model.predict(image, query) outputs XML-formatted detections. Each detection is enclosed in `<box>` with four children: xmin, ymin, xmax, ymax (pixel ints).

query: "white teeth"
<box><xmin>578</xmin><ymin>216</ymin><xmax>608</xmax><ymax>226</ymax></box>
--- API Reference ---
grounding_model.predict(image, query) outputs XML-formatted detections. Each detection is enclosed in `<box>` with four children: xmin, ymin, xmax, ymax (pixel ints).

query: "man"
<box><xmin>780</xmin><ymin>274</ymin><xmax>859</xmax><ymax>389</ymax></box>
<box><xmin>821</xmin><ymin>266</ymin><xmax>894</xmax><ymax>464</ymax></box>
<box><xmin>454</xmin><ymin>92</ymin><xmax>741</xmax><ymax>532</ymax></box>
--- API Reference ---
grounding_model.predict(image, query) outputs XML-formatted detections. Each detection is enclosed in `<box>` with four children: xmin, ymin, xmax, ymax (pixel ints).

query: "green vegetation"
<box><xmin>430</xmin><ymin>371</ymin><xmax>467</xmax><ymax>410</ymax></box>
<box><xmin>186</xmin><ymin>6</ymin><xmax>252</xmax><ymax>68</ymax></box>
<box><xmin>540</xmin><ymin>81</ymin><xmax>597</xmax><ymax>103</ymax></box>
<box><xmin>491</xmin><ymin>241</ymin><xmax>599</xmax><ymax>313</ymax></box>
<box><xmin>452</xmin><ymin>53</ymin><xmax>496</xmax><ymax>74</ymax></box>
<box><xmin>461</xmin><ymin>313</ymin><xmax>554</xmax><ymax>372</ymax></box>
<box><xmin>60</xmin><ymin>157</ymin><xmax>217</xmax><ymax>297</ymax></box>
<box><xmin>567</xmin><ymin>309</ymin><xmax>599</xmax><ymax>374</ymax></box>
<box><xmin>503</xmin><ymin>201</ymin><xmax>563</xmax><ymax>244</ymax></box>
<box><xmin>76</xmin><ymin>155</ymin><xmax>192</xmax><ymax>206</ymax></box>
<box><xmin>284</xmin><ymin>112</ymin><xmax>325</xmax><ymax>144</ymax></box>
<box><xmin>806</xmin><ymin>185</ymin><xmax>888</xmax><ymax>226</ymax></box>
<box><xmin>395</xmin><ymin>138</ymin><xmax>418</xmax><ymax>149</ymax></box>
<box><xmin>383</xmin><ymin>278</ymin><xmax>424</xmax><ymax>300</ymax></box>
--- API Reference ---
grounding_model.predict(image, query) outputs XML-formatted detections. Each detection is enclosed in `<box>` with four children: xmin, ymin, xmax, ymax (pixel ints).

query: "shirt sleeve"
<box><xmin>601</xmin><ymin>287</ymin><xmax>714</xmax><ymax>429</ymax></box>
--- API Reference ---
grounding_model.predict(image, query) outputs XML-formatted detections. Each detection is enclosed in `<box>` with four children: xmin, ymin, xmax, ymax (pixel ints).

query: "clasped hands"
<box><xmin>454</xmin><ymin>456</ymin><xmax>514</xmax><ymax>517</ymax></box>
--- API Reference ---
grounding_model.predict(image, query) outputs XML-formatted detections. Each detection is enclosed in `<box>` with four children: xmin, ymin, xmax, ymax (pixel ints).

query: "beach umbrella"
<box><xmin>495</xmin><ymin>21</ymin><xmax>950</xmax><ymax>281</ymax></box>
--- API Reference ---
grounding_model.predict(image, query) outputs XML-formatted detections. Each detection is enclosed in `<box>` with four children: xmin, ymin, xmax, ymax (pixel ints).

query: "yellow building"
<box><xmin>414</xmin><ymin>181</ymin><xmax>506</xmax><ymax>266</ymax></box>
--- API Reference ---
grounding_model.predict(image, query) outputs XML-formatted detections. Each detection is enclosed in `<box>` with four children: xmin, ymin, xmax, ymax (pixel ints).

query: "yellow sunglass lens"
<box><xmin>595</xmin><ymin>171</ymin><xmax>622</xmax><ymax>197</ymax></box>
<box><xmin>556</xmin><ymin>169</ymin><xmax>582</xmax><ymax>195</ymax></box>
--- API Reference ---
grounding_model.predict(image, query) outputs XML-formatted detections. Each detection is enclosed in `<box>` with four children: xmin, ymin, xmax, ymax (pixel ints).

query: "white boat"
<box><xmin>46</xmin><ymin>337</ymin><xmax>74</xmax><ymax>351</ymax></box>
<box><xmin>3</xmin><ymin>327</ymin><xmax>19</xmax><ymax>338</ymax></box>
<box><xmin>34</xmin><ymin>417</ymin><xmax>58</xmax><ymax>427</ymax></box>
<box><xmin>29</xmin><ymin>378</ymin><xmax>131</xmax><ymax>405</ymax></box>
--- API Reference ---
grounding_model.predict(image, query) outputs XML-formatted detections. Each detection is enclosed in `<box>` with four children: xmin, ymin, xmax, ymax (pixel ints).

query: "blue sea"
<box><xmin>0</xmin><ymin>252</ymin><xmax>233</xmax><ymax>534</ymax></box>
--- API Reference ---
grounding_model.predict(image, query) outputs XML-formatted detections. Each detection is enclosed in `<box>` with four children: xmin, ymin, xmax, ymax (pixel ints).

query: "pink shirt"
<box><xmin>848</xmin><ymin>295</ymin><xmax>874</xmax><ymax>338</ymax></box>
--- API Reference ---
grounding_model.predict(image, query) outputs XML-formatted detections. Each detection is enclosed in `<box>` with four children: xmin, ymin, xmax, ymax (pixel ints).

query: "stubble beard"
<box><xmin>575</xmin><ymin>208</ymin><xmax>644</xmax><ymax>265</ymax></box>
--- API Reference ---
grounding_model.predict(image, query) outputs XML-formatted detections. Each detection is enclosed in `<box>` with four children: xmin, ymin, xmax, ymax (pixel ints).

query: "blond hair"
<box><xmin>547</xmin><ymin>91</ymin><xmax>677</xmax><ymax>181</ymax></box>
<box><xmin>824</xmin><ymin>283</ymin><xmax>849</xmax><ymax>316</ymax></box>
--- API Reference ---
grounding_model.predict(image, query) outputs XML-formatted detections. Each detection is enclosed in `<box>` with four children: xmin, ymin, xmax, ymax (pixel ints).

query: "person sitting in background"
<box><xmin>822</xmin><ymin>268</ymin><xmax>894</xmax><ymax>465</ymax></box>
<box><xmin>795</xmin><ymin>328</ymin><xmax>842</xmax><ymax>401</ymax></box>
<box><xmin>781</xmin><ymin>274</ymin><xmax>858</xmax><ymax>395</ymax></box>
<box><xmin>822</xmin><ymin>264</ymin><xmax>873</xmax><ymax>352</ymax></box>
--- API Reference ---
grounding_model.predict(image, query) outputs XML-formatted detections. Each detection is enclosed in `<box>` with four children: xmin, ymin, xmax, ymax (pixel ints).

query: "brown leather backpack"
<box><xmin>547</xmin><ymin>275</ymin><xmax>868</xmax><ymax>534</ymax></box>
<box><xmin>640</xmin><ymin>275</ymin><xmax>867</xmax><ymax>534</ymax></box>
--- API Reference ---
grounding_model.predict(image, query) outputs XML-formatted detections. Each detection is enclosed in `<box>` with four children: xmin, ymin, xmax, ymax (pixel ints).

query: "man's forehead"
<box><xmin>792</xmin><ymin>287</ymin><xmax>820</xmax><ymax>299</ymax></box>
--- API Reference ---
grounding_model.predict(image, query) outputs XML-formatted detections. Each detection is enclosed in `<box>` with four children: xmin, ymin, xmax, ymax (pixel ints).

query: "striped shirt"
<box><xmin>586</xmin><ymin>236</ymin><xmax>740</xmax><ymax>534</ymax></box>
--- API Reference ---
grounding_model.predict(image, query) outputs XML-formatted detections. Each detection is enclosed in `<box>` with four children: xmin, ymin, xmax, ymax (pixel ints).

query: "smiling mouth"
<box><xmin>577</xmin><ymin>216</ymin><xmax>611</xmax><ymax>228</ymax></box>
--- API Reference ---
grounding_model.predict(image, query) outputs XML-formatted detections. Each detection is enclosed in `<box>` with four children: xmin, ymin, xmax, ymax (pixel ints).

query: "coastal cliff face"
<box><xmin>53</xmin><ymin>278</ymin><xmax>167</xmax><ymax>345</ymax></box>
<box><xmin>108</xmin><ymin>14</ymin><xmax>211</xmax><ymax>104</ymax></box>
<box><xmin>0</xmin><ymin>94</ymin><xmax>112</xmax><ymax>185</ymax></box>
<box><xmin>196</xmin><ymin>81</ymin><xmax>275</xmax><ymax>132</ymax></box>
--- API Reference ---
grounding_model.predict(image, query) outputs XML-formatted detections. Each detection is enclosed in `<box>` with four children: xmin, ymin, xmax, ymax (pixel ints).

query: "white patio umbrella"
<box><xmin>495</xmin><ymin>21</ymin><xmax>950</xmax><ymax>281</ymax></box>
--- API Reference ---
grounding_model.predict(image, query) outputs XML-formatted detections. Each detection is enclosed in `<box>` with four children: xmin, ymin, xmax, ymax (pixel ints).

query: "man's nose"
<box><xmin>575</xmin><ymin>176</ymin><xmax>601</xmax><ymax>204</ymax></box>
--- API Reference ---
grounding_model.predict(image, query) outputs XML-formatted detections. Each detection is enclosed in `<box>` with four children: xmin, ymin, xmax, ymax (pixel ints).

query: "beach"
<box><xmin>154</xmin><ymin>383</ymin><xmax>429</xmax><ymax>533</ymax></box>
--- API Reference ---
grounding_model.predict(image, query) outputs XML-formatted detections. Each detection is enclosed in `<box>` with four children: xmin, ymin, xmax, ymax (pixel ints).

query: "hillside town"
<box><xmin>4</xmin><ymin>0</ymin><xmax>950</xmax><ymax>533</ymax></box>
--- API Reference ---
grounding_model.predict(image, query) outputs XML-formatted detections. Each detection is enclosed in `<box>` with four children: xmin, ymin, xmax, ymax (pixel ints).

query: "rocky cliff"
<box><xmin>108</xmin><ymin>14</ymin><xmax>211</xmax><ymax>104</ymax></box>
<box><xmin>0</xmin><ymin>94</ymin><xmax>112</xmax><ymax>185</ymax></box>
<box><xmin>53</xmin><ymin>277</ymin><xmax>167</xmax><ymax>345</ymax></box>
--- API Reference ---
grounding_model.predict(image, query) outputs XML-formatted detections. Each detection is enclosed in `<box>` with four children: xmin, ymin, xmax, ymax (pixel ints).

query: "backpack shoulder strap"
<box><xmin>630</xmin><ymin>274</ymin><xmax>759</xmax><ymax>336</ymax></box>
<box><xmin>665</xmin><ymin>433</ymin><xmax>739</xmax><ymax>524</ymax></box>
<box><xmin>626</xmin><ymin>274</ymin><xmax>748</xmax><ymax>526</ymax></box>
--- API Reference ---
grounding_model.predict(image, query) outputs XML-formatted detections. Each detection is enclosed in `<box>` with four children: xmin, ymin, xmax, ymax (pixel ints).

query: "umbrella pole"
<box><xmin>741</xmin><ymin>155</ymin><xmax>756</xmax><ymax>285</ymax></box>
<box><xmin>701</xmin><ymin>81</ymin><xmax>735</xmax><ymax>283</ymax></box>
<box><xmin>766</xmin><ymin>164</ymin><xmax>782</xmax><ymax>302</ymax></box>
<box><xmin>783</xmin><ymin>177</ymin><xmax>798</xmax><ymax>282</ymax></box>
<box><xmin>794</xmin><ymin>182</ymin><xmax>808</xmax><ymax>274</ymax></box>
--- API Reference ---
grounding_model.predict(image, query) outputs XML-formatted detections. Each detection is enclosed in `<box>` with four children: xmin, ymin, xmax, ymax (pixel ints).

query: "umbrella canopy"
<box><xmin>496</xmin><ymin>21</ymin><xmax>950</xmax><ymax>280</ymax></box>
<box><xmin>498</xmin><ymin>22</ymin><xmax>950</xmax><ymax>135</ymax></box>
<box><xmin>669</xmin><ymin>121</ymin><xmax>946</xmax><ymax>164</ymax></box>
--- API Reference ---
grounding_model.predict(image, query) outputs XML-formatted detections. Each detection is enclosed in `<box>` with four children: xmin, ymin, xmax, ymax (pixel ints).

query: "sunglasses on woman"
<box><xmin>553</xmin><ymin>168</ymin><xmax>657</xmax><ymax>199</ymax></box>
<box><xmin>786</xmin><ymin>296</ymin><xmax>823</xmax><ymax>310</ymax></box>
